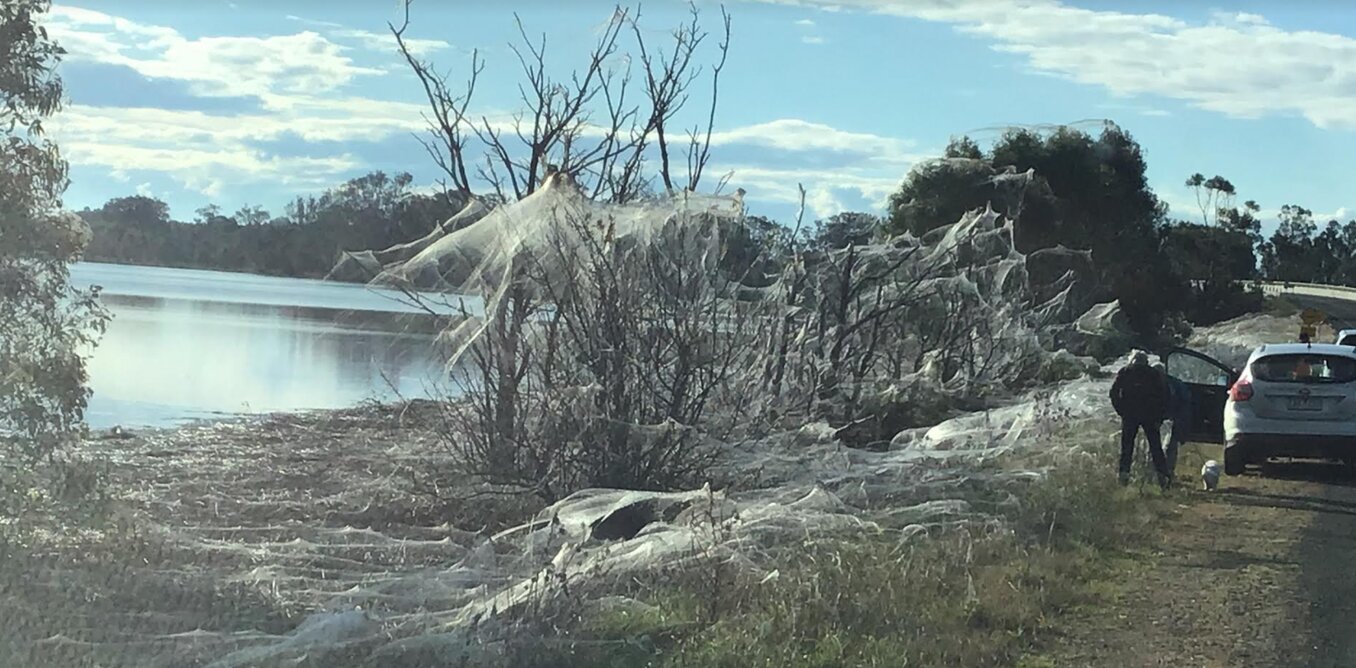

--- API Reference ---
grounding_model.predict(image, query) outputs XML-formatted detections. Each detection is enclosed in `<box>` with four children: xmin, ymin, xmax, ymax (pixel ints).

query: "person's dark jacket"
<box><xmin>1110</xmin><ymin>364</ymin><xmax>1168</xmax><ymax>423</ymax></box>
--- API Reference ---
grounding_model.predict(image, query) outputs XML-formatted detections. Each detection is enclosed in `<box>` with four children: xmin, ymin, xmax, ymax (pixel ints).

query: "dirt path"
<box><xmin>1037</xmin><ymin>445</ymin><xmax>1356</xmax><ymax>667</ymax></box>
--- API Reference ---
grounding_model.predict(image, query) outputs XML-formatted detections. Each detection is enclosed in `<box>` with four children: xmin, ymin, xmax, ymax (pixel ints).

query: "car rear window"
<box><xmin>1341</xmin><ymin>335</ymin><xmax>1356</xmax><ymax>347</ymax></box>
<box><xmin>1251</xmin><ymin>354</ymin><xmax>1356</xmax><ymax>383</ymax></box>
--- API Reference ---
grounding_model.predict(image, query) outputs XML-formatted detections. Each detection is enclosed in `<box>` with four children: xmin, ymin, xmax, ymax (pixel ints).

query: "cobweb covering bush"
<box><xmin>23</xmin><ymin>177</ymin><xmax>1148</xmax><ymax>666</ymax></box>
<box><xmin>367</xmin><ymin>171</ymin><xmax>1068</xmax><ymax>500</ymax></box>
<box><xmin>377</xmin><ymin>174</ymin><xmax>758</xmax><ymax>498</ymax></box>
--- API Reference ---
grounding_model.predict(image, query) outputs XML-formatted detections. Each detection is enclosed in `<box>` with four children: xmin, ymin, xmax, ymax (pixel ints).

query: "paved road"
<box><xmin>1287</xmin><ymin>293</ymin><xmax>1356</xmax><ymax>332</ymax></box>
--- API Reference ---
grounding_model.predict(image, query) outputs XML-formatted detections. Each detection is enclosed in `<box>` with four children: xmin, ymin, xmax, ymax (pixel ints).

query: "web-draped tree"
<box><xmin>886</xmin><ymin>123</ymin><xmax>1183</xmax><ymax>337</ymax></box>
<box><xmin>0</xmin><ymin>0</ymin><xmax>106</xmax><ymax>463</ymax></box>
<box><xmin>390</xmin><ymin>1</ymin><xmax>743</xmax><ymax>497</ymax></box>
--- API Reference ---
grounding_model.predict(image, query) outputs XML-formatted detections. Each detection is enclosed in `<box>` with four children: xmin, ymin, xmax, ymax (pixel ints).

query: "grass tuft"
<box><xmin>538</xmin><ymin>443</ymin><xmax>1175</xmax><ymax>668</ymax></box>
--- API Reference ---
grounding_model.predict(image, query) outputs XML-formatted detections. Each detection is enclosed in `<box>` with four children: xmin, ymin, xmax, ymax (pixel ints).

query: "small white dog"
<box><xmin>1201</xmin><ymin>460</ymin><xmax>1222</xmax><ymax>491</ymax></box>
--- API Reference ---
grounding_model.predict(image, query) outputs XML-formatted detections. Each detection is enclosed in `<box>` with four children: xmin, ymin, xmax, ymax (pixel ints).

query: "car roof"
<box><xmin>1253</xmin><ymin>343</ymin><xmax>1356</xmax><ymax>358</ymax></box>
<box><xmin>1339</xmin><ymin>328</ymin><xmax>1356</xmax><ymax>337</ymax></box>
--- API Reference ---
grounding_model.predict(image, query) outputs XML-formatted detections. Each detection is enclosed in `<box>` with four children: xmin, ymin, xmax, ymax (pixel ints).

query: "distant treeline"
<box><xmin>1256</xmin><ymin>204</ymin><xmax>1356</xmax><ymax>286</ymax></box>
<box><xmin>78</xmin><ymin>134</ymin><xmax>1351</xmax><ymax>337</ymax></box>
<box><xmin>79</xmin><ymin>171</ymin><xmax>466</xmax><ymax>279</ymax></box>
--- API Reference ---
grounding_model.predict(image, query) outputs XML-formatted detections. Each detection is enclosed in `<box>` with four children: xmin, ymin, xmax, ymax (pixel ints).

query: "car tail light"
<box><xmin>1230</xmin><ymin>374</ymin><xmax>1254</xmax><ymax>402</ymax></box>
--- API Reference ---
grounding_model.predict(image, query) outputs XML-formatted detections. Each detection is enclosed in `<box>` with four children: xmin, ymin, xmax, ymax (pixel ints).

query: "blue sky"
<box><xmin>41</xmin><ymin>0</ymin><xmax>1356</xmax><ymax>231</ymax></box>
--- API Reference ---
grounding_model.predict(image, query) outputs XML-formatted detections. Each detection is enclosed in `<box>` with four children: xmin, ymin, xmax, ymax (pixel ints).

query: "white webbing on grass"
<box><xmin>76</xmin><ymin>190</ymin><xmax>1301</xmax><ymax>666</ymax></box>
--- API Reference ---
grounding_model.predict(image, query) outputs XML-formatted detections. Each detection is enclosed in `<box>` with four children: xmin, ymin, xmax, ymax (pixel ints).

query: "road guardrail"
<box><xmin>1254</xmin><ymin>281</ymin><xmax>1356</xmax><ymax>300</ymax></box>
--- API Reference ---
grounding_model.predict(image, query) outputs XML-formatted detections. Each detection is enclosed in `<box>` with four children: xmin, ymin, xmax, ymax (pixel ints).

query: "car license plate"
<box><xmin>1288</xmin><ymin>396</ymin><xmax>1321</xmax><ymax>411</ymax></box>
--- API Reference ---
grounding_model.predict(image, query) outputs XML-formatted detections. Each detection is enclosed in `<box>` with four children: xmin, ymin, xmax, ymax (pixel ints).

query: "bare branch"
<box><xmin>687</xmin><ymin>5</ymin><xmax>730</xmax><ymax>191</ymax></box>
<box><xmin>390</xmin><ymin>1</ymin><xmax>480</xmax><ymax>195</ymax></box>
<box><xmin>396</xmin><ymin>1</ymin><xmax>727</xmax><ymax>205</ymax></box>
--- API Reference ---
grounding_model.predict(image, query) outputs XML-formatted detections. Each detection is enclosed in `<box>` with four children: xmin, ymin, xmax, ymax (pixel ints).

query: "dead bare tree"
<box><xmin>685</xmin><ymin>6</ymin><xmax>730</xmax><ymax>191</ymax></box>
<box><xmin>747</xmin><ymin>204</ymin><xmax>1048</xmax><ymax>446</ymax></box>
<box><xmin>391</xmin><ymin>3</ymin><xmax>480</xmax><ymax>200</ymax></box>
<box><xmin>388</xmin><ymin>1</ymin><xmax>1057</xmax><ymax>499</ymax></box>
<box><xmin>387</xmin><ymin>2</ymin><xmax>737</xmax><ymax>498</ymax></box>
<box><xmin>391</xmin><ymin>1</ymin><xmax>731</xmax><ymax>205</ymax></box>
<box><xmin>418</xmin><ymin>201</ymin><xmax>753</xmax><ymax>499</ymax></box>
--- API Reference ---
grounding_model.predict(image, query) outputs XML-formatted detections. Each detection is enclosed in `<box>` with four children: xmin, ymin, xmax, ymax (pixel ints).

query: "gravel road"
<box><xmin>1043</xmin><ymin>292</ymin><xmax>1356</xmax><ymax>667</ymax></box>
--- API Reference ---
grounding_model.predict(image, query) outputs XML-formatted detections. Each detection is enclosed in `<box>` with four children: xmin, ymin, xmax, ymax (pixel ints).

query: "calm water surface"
<box><xmin>71</xmin><ymin>262</ymin><xmax>458</xmax><ymax>429</ymax></box>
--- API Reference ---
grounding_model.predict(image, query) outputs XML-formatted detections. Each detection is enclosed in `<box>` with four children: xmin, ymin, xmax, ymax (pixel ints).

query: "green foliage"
<box><xmin>79</xmin><ymin>171</ymin><xmax>467</xmax><ymax>279</ymax></box>
<box><xmin>99</xmin><ymin>195</ymin><xmax>169</xmax><ymax>226</ymax></box>
<box><xmin>1184</xmin><ymin>173</ymin><xmax>1237</xmax><ymax>227</ymax></box>
<box><xmin>945</xmin><ymin>135</ymin><xmax>983</xmax><ymax>159</ymax></box>
<box><xmin>1257</xmin><ymin>205</ymin><xmax>1356</xmax><ymax>286</ymax></box>
<box><xmin>886</xmin><ymin>155</ymin><xmax>999</xmax><ymax>239</ymax></box>
<box><xmin>0</xmin><ymin>0</ymin><xmax>108</xmax><ymax>462</ymax></box>
<box><xmin>811</xmin><ymin>211</ymin><xmax>880</xmax><ymax>250</ymax></box>
<box><xmin>1162</xmin><ymin>223</ymin><xmax>1262</xmax><ymax>325</ymax></box>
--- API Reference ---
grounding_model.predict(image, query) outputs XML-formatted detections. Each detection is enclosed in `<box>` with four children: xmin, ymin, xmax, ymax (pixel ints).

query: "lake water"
<box><xmin>71</xmin><ymin>262</ymin><xmax>456</xmax><ymax>430</ymax></box>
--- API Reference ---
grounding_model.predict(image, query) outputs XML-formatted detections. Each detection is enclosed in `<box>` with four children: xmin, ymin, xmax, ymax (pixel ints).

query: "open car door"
<box><xmin>1162</xmin><ymin>347</ymin><xmax>1238</xmax><ymax>444</ymax></box>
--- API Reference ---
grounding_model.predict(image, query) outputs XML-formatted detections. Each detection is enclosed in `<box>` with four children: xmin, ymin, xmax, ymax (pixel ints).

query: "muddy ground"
<box><xmin>1037</xmin><ymin>443</ymin><xmax>1356</xmax><ymax>668</ymax></box>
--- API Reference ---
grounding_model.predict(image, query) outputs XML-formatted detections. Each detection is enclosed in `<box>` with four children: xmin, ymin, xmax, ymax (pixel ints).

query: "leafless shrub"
<box><xmin>391</xmin><ymin>1</ymin><xmax>731</xmax><ymax>205</ymax></box>
<box><xmin>390</xmin><ymin>1</ymin><xmax>1052</xmax><ymax>498</ymax></box>
<box><xmin>748</xmin><ymin>190</ymin><xmax>1044</xmax><ymax>445</ymax></box>
<box><xmin>416</xmin><ymin>200</ymin><xmax>765</xmax><ymax>500</ymax></box>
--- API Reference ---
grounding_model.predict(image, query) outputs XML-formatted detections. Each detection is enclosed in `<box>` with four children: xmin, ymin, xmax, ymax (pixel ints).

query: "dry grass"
<box><xmin>500</xmin><ymin>445</ymin><xmax>1172</xmax><ymax>668</ymax></box>
<box><xmin>0</xmin><ymin>401</ymin><xmax>1186</xmax><ymax>668</ymax></box>
<box><xmin>0</xmin><ymin>402</ymin><xmax>547</xmax><ymax>668</ymax></box>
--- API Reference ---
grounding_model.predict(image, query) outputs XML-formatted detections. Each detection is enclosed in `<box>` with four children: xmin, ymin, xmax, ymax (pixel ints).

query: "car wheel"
<box><xmin>1224</xmin><ymin>447</ymin><xmax>1247</xmax><ymax>476</ymax></box>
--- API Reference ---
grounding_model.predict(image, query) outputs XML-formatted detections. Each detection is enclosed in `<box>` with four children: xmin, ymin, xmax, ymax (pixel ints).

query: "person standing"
<box><xmin>1109</xmin><ymin>351</ymin><xmax>1171</xmax><ymax>489</ymax></box>
<box><xmin>1154</xmin><ymin>362</ymin><xmax>1192</xmax><ymax>476</ymax></box>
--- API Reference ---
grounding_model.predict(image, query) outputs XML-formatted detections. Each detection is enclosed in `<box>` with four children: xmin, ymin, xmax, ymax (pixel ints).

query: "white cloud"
<box><xmin>708</xmin><ymin>119</ymin><xmax>918</xmax><ymax>162</ymax></box>
<box><xmin>64</xmin><ymin>139</ymin><xmax>357</xmax><ymax>197</ymax></box>
<box><xmin>46</xmin><ymin>100</ymin><xmax>424</xmax><ymax>195</ymax></box>
<box><xmin>330</xmin><ymin>28</ymin><xmax>451</xmax><ymax>57</ymax></box>
<box><xmin>794</xmin><ymin>16</ymin><xmax>825</xmax><ymax>44</ymax></box>
<box><xmin>46</xmin><ymin>7</ymin><xmax>382</xmax><ymax>99</ymax></box>
<box><xmin>284</xmin><ymin>14</ymin><xmax>344</xmax><ymax>29</ymax></box>
<box><xmin>135</xmin><ymin>182</ymin><xmax>153</xmax><ymax>196</ymax></box>
<box><xmin>714</xmin><ymin>163</ymin><xmax>906</xmax><ymax>218</ymax></box>
<box><xmin>1098</xmin><ymin>101</ymin><xmax>1172</xmax><ymax>118</ymax></box>
<box><xmin>40</xmin><ymin>6</ymin><xmax>447</xmax><ymax>195</ymax></box>
<box><xmin>749</xmin><ymin>0</ymin><xmax>1356</xmax><ymax>129</ymax></box>
<box><xmin>1315</xmin><ymin>206</ymin><xmax>1351</xmax><ymax>223</ymax></box>
<box><xmin>806</xmin><ymin>187</ymin><xmax>846</xmax><ymax>218</ymax></box>
<box><xmin>672</xmin><ymin>119</ymin><xmax>926</xmax><ymax>217</ymax></box>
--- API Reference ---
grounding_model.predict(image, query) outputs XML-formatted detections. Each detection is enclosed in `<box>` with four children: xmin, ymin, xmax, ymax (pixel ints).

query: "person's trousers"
<box><xmin>1165</xmin><ymin>405</ymin><xmax>1191</xmax><ymax>474</ymax></box>
<box><xmin>1120</xmin><ymin>417</ymin><xmax>1168</xmax><ymax>479</ymax></box>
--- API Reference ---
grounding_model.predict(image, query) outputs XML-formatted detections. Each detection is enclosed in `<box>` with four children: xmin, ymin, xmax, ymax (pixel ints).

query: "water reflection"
<box><xmin>74</xmin><ymin>263</ymin><xmax>450</xmax><ymax>429</ymax></box>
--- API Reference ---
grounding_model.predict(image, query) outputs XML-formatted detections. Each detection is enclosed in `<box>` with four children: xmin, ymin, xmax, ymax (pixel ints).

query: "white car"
<box><xmin>1221</xmin><ymin>343</ymin><xmax>1356</xmax><ymax>475</ymax></box>
<box><xmin>1337</xmin><ymin>328</ymin><xmax>1356</xmax><ymax>346</ymax></box>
